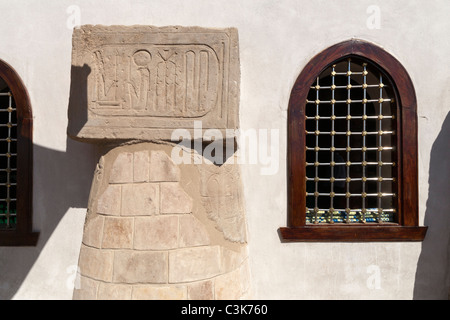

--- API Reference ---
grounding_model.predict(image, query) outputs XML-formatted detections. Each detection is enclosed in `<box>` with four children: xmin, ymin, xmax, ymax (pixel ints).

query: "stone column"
<box><xmin>68</xmin><ymin>26</ymin><xmax>250</xmax><ymax>300</ymax></box>
<box><xmin>73</xmin><ymin>143</ymin><xmax>251</xmax><ymax>299</ymax></box>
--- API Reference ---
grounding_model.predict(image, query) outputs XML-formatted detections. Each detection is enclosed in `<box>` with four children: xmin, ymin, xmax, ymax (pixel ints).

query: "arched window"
<box><xmin>280</xmin><ymin>40</ymin><xmax>427</xmax><ymax>241</ymax></box>
<box><xmin>0</xmin><ymin>59</ymin><xmax>38</xmax><ymax>246</ymax></box>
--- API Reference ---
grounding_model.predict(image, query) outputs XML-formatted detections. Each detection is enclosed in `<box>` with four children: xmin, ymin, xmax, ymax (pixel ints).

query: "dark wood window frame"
<box><xmin>279</xmin><ymin>39</ymin><xmax>428</xmax><ymax>242</ymax></box>
<box><xmin>0</xmin><ymin>59</ymin><xmax>39</xmax><ymax>246</ymax></box>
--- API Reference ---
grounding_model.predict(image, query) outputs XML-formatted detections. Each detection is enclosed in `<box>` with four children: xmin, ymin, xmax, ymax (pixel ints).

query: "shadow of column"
<box><xmin>413</xmin><ymin>111</ymin><xmax>450</xmax><ymax>299</ymax></box>
<box><xmin>0</xmin><ymin>64</ymin><xmax>97</xmax><ymax>299</ymax></box>
<box><xmin>0</xmin><ymin>138</ymin><xmax>97</xmax><ymax>299</ymax></box>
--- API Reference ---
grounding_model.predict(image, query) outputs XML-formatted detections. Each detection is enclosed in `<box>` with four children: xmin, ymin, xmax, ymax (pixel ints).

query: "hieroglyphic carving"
<box><xmin>129</xmin><ymin>50</ymin><xmax>152</xmax><ymax>110</ymax></box>
<box><xmin>93</xmin><ymin>50</ymin><xmax>118</xmax><ymax>103</ymax></box>
<box><xmin>68</xmin><ymin>26</ymin><xmax>240</xmax><ymax>141</ymax></box>
<box><xmin>91</xmin><ymin>45</ymin><xmax>219</xmax><ymax>116</ymax></box>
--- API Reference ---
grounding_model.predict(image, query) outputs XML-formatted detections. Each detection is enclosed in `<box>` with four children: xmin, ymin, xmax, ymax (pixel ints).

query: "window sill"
<box><xmin>0</xmin><ymin>231</ymin><xmax>40</xmax><ymax>246</ymax></box>
<box><xmin>278</xmin><ymin>225</ymin><xmax>427</xmax><ymax>242</ymax></box>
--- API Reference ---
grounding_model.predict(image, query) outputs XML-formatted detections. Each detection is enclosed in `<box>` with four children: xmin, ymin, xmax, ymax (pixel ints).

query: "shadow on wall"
<box><xmin>0</xmin><ymin>138</ymin><xmax>97</xmax><ymax>299</ymax></box>
<box><xmin>0</xmin><ymin>62</ymin><xmax>96</xmax><ymax>300</ymax></box>
<box><xmin>413</xmin><ymin>111</ymin><xmax>450</xmax><ymax>299</ymax></box>
<box><xmin>67</xmin><ymin>64</ymin><xmax>90</xmax><ymax>139</ymax></box>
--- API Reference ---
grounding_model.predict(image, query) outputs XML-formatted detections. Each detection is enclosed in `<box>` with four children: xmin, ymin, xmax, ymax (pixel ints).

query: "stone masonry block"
<box><xmin>214</xmin><ymin>268</ymin><xmax>241</xmax><ymax>300</ymax></box>
<box><xmin>239</xmin><ymin>259</ymin><xmax>252</xmax><ymax>296</ymax></box>
<box><xmin>109</xmin><ymin>152</ymin><xmax>133</xmax><ymax>183</ymax></box>
<box><xmin>82</xmin><ymin>214</ymin><xmax>104</xmax><ymax>248</ymax></box>
<box><xmin>121</xmin><ymin>183</ymin><xmax>159</xmax><ymax>216</ymax></box>
<box><xmin>187</xmin><ymin>280</ymin><xmax>214</xmax><ymax>300</ymax></box>
<box><xmin>97</xmin><ymin>185</ymin><xmax>121</xmax><ymax>215</ymax></box>
<box><xmin>220</xmin><ymin>246</ymin><xmax>248</xmax><ymax>274</ymax></box>
<box><xmin>169</xmin><ymin>246</ymin><xmax>221</xmax><ymax>283</ymax></box>
<box><xmin>131</xmin><ymin>285</ymin><xmax>187</xmax><ymax>300</ymax></box>
<box><xmin>101</xmin><ymin>217</ymin><xmax>133</xmax><ymax>249</ymax></box>
<box><xmin>134</xmin><ymin>216</ymin><xmax>178</xmax><ymax>250</ymax></box>
<box><xmin>133</xmin><ymin>151</ymin><xmax>150</xmax><ymax>182</ymax></box>
<box><xmin>149</xmin><ymin>150</ymin><xmax>180</xmax><ymax>182</ymax></box>
<box><xmin>160</xmin><ymin>182</ymin><xmax>193</xmax><ymax>214</ymax></box>
<box><xmin>72</xmin><ymin>275</ymin><xmax>99</xmax><ymax>300</ymax></box>
<box><xmin>113</xmin><ymin>251</ymin><xmax>168</xmax><ymax>284</ymax></box>
<box><xmin>97</xmin><ymin>283</ymin><xmax>132</xmax><ymax>300</ymax></box>
<box><xmin>78</xmin><ymin>245</ymin><xmax>114</xmax><ymax>282</ymax></box>
<box><xmin>179</xmin><ymin>215</ymin><xmax>210</xmax><ymax>247</ymax></box>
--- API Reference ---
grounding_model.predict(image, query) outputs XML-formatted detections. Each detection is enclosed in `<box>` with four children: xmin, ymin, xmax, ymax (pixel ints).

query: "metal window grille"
<box><xmin>305</xmin><ymin>58</ymin><xmax>397</xmax><ymax>224</ymax></box>
<box><xmin>0</xmin><ymin>81</ymin><xmax>17</xmax><ymax>229</ymax></box>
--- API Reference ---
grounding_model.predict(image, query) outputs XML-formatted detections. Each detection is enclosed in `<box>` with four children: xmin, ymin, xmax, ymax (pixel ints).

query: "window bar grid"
<box><xmin>6</xmin><ymin>92</ymin><xmax>11</xmax><ymax>228</ymax></box>
<box><xmin>306</xmin><ymin>131</ymin><xmax>395</xmax><ymax>135</ymax></box>
<box><xmin>307</xmin><ymin>192</ymin><xmax>395</xmax><ymax>197</ymax></box>
<box><xmin>377</xmin><ymin>74</ymin><xmax>383</xmax><ymax>223</ymax></box>
<box><xmin>304</xmin><ymin>59</ymin><xmax>396</xmax><ymax>224</ymax></box>
<box><xmin>345</xmin><ymin>59</ymin><xmax>351</xmax><ymax>223</ymax></box>
<box><xmin>0</xmin><ymin>90</ymin><xmax>17</xmax><ymax>229</ymax></box>
<box><xmin>362</xmin><ymin>63</ymin><xmax>367</xmax><ymax>222</ymax></box>
<box><xmin>306</xmin><ymin>161</ymin><xmax>396</xmax><ymax>166</ymax></box>
<box><xmin>310</xmin><ymin>84</ymin><xmax>388</xmax><ymax>90</ymax></box>
<box><xmin>329</xmin><ymin>64</ymin><xmax>336</xmax><ymax>223</ymax></box>
<box><xmin>306</xmin><ymin>98</ymin><xmax>393</xmax><ymax>105</ymax></box>
<box><xmin>306</xmin><ymin>115</ymin><xmax>395</xmax><ymax>120</ymax></box>
<box><xmin>307</xmin><ymin>208</ymin><xmax>396</xmax><ymax>212</ymax></box>
<box><xmin>314</xmin><ymin>77</ymin><xmax>319</xmax><ymax>224</ymax></box>
<box><xmin>307</xmin><ymin>177</ymin><xmax>395</xmax><ymax>182</ymax></box>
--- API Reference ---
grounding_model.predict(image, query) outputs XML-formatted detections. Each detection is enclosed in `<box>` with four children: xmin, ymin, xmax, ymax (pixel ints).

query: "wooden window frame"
<box><xmin>279</xmin><ymin>39</ymin><xmax>427</xmax><ymax>242</ymax></box>
<box><xmin>0</xmin><ymin>59</ymin><xmax>39</xmax><ymax>246</ymax></box>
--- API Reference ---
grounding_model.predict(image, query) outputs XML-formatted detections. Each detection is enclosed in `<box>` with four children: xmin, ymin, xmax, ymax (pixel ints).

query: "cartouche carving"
<box><xmin>68</xmin><ymin>25</ymin><xmax>240</xmax><ymax>141</ymax></box>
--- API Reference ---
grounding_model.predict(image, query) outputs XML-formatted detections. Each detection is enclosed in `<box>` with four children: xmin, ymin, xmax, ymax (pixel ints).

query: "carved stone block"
<box><xmin>113</xmin><ymin>250</ymin><xmax>168</xmax><ymax>284</ymax></box>
<box><xmin>68</xmin><ymin>25</ymin><xmax>240</xmax><ymax>141</ymax></box>
<box><xmin>198</xmin><ymin>162</ymin><xmax>247</xmax><ymax>242</ymax></box>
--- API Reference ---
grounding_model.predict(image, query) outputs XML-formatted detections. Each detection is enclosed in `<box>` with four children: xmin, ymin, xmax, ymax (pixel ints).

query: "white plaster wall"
<box><xmin>0</xmin><ymin>0</ymin><xmax>448</xmax><ymax>299</ymax></box>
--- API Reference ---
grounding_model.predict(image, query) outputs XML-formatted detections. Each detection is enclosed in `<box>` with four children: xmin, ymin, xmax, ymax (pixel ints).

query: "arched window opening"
<box><xmin>0</xmin><ymin>77</ymin><xmax>18</xmax><ymax>229</ymax></box>
<box><xmin>280</xmin><ymin>40</ymin><xmax>427</xmax><ymax>241</ymax></box>
<box><xmin>0</xmin><ymin>59</ymin><xmax>38</xmax><ymax>246</ymax></box>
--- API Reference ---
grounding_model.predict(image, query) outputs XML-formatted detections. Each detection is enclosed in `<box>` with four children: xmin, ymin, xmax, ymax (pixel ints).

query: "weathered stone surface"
<box><xmin>110</xmin><ymin>152</ymin><xmax>133</xmax><ymax>183</ymax></box>
<box><xmin>187</xmin><ymin>280</ymin><xmax>214</xmax><ymax>300</ymax></box>
<box><xmin>113</xmin><ymin>251</ymin><xmax>168</xmax><ymax>284</ymax></box>
<box><xmin>73</xmin><ymin>275</ymin><xmax>99</xmax><ymax>300</ymax></box>
<box><xmin>82</xmin><ymin>214</ymin><xmax>104</xmax><ymax>248</ymax></box>
<box><xmin>220</xmin><ymin>246</ymin><xmax>248</xmax><ymax>274</ymax></box>
<box><xmin>214</xmin><ymin>268</ymin><xmax>242</xmax><ymax>300</ymax></box>
<box><xmin>97</xmin><ymin>185</ymin><xmax>121</xmax><ymax>215</ymax></box>
<box><xmin>160</xmin><ymin>182</ymin><xmax>193</xmax><ymax>214</ymax></box>
<box><xmin>179</xmin><ymin>215</ymin><xmax>210</xmax><ymax>247</ymax></box>
<box><xmin>132</xmin><ymin>285</ymin><xmax>187</xmax><ymax>300</ymax></box>
<box><xmin>169</xmin><ymin>246</ymin><xmax>221</xmax><ymax>283</ymax></box>
<box><xmin>134</xmin><ymin>216</ymin><xmax>178</xmax><ymax>250</ymax></box>
<box><xmin>101</xmin><ymin>217</ymin><xmax>133</xmax><ymax>249</ymax></box>
<box><xmin>198</xmin><ymin>162</ymin><xmax>247</xmax><ymax>242</ymax></box>
<box><xmin>78</xmin><ymin>245</ymin><xmax>114</xmax><ymax>282</ymax></box>
<box><xmin>73</xmin><ymin>142</ymin><xmax>251</xmax><ymax>300</ymax></box>
<box><xmin>149</xmin><ymin>150</ymin><xmax>180</xmax><ymax>182</ymax></box>
<box><xmin>121</xmin><ymin>183</ymin><xmax>159</xmax><ymax>216</ymax></box>
<box><xmin>239</xmin><ymin>259</ymin><xmax>252</xmax><ymax>296</ymax></box>
<box><xmin>97</xmin><ymin>283</ymin><xmax>132</xmax><ymax>300</ymax></box>
<box><xmin>68</xmin><ymin>25</ymin><xmax>240</xmax><ymax>142</ymax></box>
<box><xmin>133</xmin><ymin>151</ymin><xmax>150</xmax><ymax>182</ymax></box>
